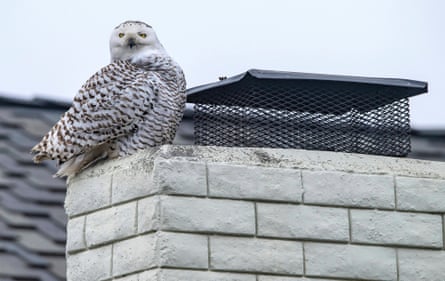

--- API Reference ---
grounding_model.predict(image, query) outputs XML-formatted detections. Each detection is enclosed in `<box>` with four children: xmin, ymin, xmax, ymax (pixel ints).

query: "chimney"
<box><xmin>65</xmin><ymin>145</ymin><xmax>445</xmax><ymax>281</ymax></box>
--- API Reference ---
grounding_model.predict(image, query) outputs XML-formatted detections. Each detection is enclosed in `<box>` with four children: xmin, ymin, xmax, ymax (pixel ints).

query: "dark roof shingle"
<box><xmin>0</xmin><ymin>99</ymin><xmax>67</xmax><ymax>281</ymax></box>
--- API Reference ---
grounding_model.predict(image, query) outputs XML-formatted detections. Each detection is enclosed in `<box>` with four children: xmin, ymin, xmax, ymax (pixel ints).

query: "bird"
<box><xmin>31</xmin><ymin>20</ymin><xmax>186</xmax><ymax>178</ymax></box>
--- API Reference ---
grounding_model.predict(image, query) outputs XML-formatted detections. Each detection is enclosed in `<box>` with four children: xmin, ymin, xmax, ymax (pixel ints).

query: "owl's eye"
<box><xmin>118</xmin><ymin>33</ymin><xmax>125</xmax><ymax>38</ymax></box>
<box><xmin>138</xmin><ymin>33</ymin><xmax>147</xmax><ymax>38</ymax></box>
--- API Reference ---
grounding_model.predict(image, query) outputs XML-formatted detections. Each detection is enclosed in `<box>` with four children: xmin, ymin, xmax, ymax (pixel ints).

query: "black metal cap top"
<box><xmin>187</xmin><ymin>69</ymin><xmax>428</xmax><ymax>114</ymax></box>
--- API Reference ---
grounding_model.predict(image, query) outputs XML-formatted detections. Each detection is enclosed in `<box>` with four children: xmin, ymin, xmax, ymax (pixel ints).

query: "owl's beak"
<box><xmin>127</xmin><ymin>38</ymin><xmax>136</xmax><ymax>49</ymax></box>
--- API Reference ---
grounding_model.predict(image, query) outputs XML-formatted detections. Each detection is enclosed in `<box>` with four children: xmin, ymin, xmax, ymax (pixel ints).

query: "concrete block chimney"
<box><xmin>65</xmin><ymin>145</ymin><xmax>445</xmax><ymax>281</ymax></box>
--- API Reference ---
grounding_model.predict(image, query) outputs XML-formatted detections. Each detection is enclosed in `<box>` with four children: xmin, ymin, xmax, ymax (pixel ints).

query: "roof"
<box><xmin>187</xmin><ymin>69</ymin><xmax>428</xmax><ymax>114</ymax></box>
<box><xmin>410</xmin><ymin>129</ymin><xmax>445</xmax><ymax>161</ymax></box>
<box><xmin>0</xmin><ymin>93</ymin><xmax>442</xmax><ymax>280</ymax></box>
<box><xmin>0</xmin><ymin>98</ymin><xmax>68</xmax><ymax>281</ymax></box>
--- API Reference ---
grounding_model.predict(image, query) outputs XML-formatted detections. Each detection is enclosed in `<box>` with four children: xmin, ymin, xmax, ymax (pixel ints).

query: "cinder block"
<box><xmin>66</xmin><ymin>216</ymin><xmax>86</xmax><ymax>253</ymax></box>
<box><xmin>153</xmin><ymin>159</ymin><xmax>207</xmax><ymax>196</ymax></box>
<box><xmin>160</xmin><ymin>269</ymin><xmax>255</xmax><ymax>281</ymax></box>
<box><xmin>138</xmin><ymin>269</ymin><xmax>256</xmax><ymax>281</ymax></box>
<box><xmin>210</xmin><ymin>236</ymin><xmax>303</xmax><ymax>275</ymax></box>
<box><xmin>158</xmin><ymin>232</ymin><xmax>208</xmax><ymax>269</ymax></box>
<box><xmin>351</xmin><ymin>209</ymin><xmax>443</xmax><ymax>248</ymax></box>
<box><xmin>208</xmin><ymin>163</ymin><xmax>302</xmax><ymax>202</ymax></box>
<box><xmin>138</xmin><ymin>269</ymin><xmax>159</xmax><ymax>281</ymax></box>
<box><xmin>397</xmin><ymin>177</ymin><xmax>445</xmax><ymax>212</ymax></box>
<box><xmin>67</xmin><ymin>246</ymin><xmax>111</xmax><ymax>281</ymax></box>
<box><xmin>137</xmin><ymin>196</ymin><xmax>160</xmax><ymax>233</ymax></box>
<box><xmin>257</xmin><ymin>203</ymin><xmax>349</xmax><ymax>241</ymax></box>
<box><xmin>305</xmin><ymin>243</ymin><xmax>397</xmax><ymax>281</ymax></box>
<box><xmin>160</xmin><ymin>196</ymin><xmax>255</xmax><ymax>235</ymax></box>
<box><xmin>65</xmin><ymin>173</ymin><xmax>112</xmax><ymax>217</ymax></box>
<box><xmin>303</xmin><ymin>171</ymin><xmax>395</xmax><ymax>208</ymax></box>
<box><xmin>114</xmin><ymin>274</ymin><xmax>139</xmax><ymax>281</ymax></box>
<box><xmin>259</xmin><ymin>277</ymin><xmax>347</xmax><ymax>281</ymax></box>
<box><xmin>112</xmin><ymin>232</ymin><xmax>209</xmax><ymax>277</ymax></box>
<box><xmin>399</xmin><ymin>249</ymin><xmax>445</xmax><ymax>281</ymax></box>
<box><xmin>113</xmin><ymin>234</ymin><xmax>157</xmax><ymax>277</ymax></box>
<box><xmin>85</xmin><ymin>202</ymin><xmax>136</xmax><ymax>247</ymax></box>
<box><xmin>112</xmin><ymin>168</ymin><xmax>156</xmax><ymax>204</ymax></box>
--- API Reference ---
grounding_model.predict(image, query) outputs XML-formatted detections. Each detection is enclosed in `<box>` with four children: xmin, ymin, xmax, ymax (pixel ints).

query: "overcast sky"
<box><xmin>0</xmin><ymin>0</ymin><xmax>443</xmax><ymax>128</ymax></box>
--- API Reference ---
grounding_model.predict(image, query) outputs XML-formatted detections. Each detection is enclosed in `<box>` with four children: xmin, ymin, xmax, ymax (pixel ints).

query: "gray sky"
<box><xmin>1</xmin><ymin>0</ymin><xmax>443</xmax><ymax>128</ymax></box>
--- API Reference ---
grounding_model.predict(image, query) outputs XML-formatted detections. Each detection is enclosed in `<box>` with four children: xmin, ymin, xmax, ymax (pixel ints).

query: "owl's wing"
<box><xmin>32</xmin><ymin>60</ymin><xmax>155</xmax><ymax>162</ymax></box>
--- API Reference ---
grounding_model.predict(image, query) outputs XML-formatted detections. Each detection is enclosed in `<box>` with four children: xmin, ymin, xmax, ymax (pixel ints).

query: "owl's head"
<box><xmin>110</xmin><ymin>21</ymin><xmax>166</xmax><ymax>63</ymax></box>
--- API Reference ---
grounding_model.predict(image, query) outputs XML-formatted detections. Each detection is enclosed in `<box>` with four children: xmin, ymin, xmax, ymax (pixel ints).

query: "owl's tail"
<box><xmin>54</xmin><ymin>142</ymin><xmax>112</xmax><ymax>178</ymax></box>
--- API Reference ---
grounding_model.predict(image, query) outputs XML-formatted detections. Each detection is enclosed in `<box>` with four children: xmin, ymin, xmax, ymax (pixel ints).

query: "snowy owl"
<box><xmin>32</xmin><ymin>20</ymin><xmax>186</xmax><ymax>177</ymax></box>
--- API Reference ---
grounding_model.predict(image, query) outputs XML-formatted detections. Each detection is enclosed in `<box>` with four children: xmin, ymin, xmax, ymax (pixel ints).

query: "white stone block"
<box><xmin>153</xmin><ymin>159</ymin><xmax>207</xmax><ymax>196</ymax></box>
<box><xmin>114</xmin><ymin>274</ymin><xmax>139</xmax><ymax>281</ymax></box>
<box><xmin>137</xmin><ymin>196</ymin><xmax>160</xmax><ymax>233</ymax></box>
<box><xmin>303</xmin><ymin>171</ymin><xmax>395</xmax><ymax>208</ymax></box>
<box><xmin>65</xmin><ymin>173</ymin><xmax>112</xmax><ymax>217</ymax></box>
<box><xmin>399</xmin><ymin>249</ymin><xmax>445</xmax><ymax>281</ymax></box>
<box><xmin>305</xmin><ymin>243</ymin><xmax>397</xmax><ymax>280</ymax></box>
<box><xmin>85</xmin><ymin>202</ymin><xmax>136</xmax><ymax>247</ymax></box>
<box><xmin>112</xmin><ymin>168</ymin><xmax>156</xmax><ymax>204</ymax></box>
<box><xmin>158</xmin><ymin>269</ymin><xmax>256</xmax><ymax>281</ymax></box>
<box><xmin>259</xmin><ymin>277</ymin><xmax>347</xmax><ymax>281</ymax></box>
<box><xmin>210</xmin><ymin>236</ymin><xmax>303</xmax><ymax>275</ymax></box>
<box><xmin>208</xmin><ymin>163</ymin><xmax>302</xmax><ymax>202</ymax></box>
<box><xmin>67</xmin><ymin>246</ymin><xmax>111</xmax><ymax>281</ymax></box>
<box><xmin>66</xmin><ymin>216</ymin><xmax>86</xmax><ymax>253</ymax></box>
<box><xmin>138</xmin><ymin>269</ymin><xmax>159</xmax><ymax>281</ymax></box>
<box><xmin>397</xmin><ymin>177</ymin><xmax>445</xmax><ymax>212</ymax></box>
<box><xmin>158</xmin><ymin>232</ymin><xmax>208</xmax><ymax>269</ymax></box>
<box><xmin>137</xmin><ymin>269</ymin><xmax>256</xmax><ymax>281</ymax></box>
<box><xmin>160</xmin><ymin>196</ymin><xmax>255</xmax><ymax>235</ymax></box>
<box><xmin>257</xmin><ymin>203</ymin><xmax>349</xmax><ymax>241</ymax></box>
<box><xmin>351</xmin><ymin>209</ymin><xmax>443</xmax><ymax>248</ymax></box>
<box><xmin>113</xmin><ymin>234</ymin><xmax>157</xmax><ymax>277</ymax></box>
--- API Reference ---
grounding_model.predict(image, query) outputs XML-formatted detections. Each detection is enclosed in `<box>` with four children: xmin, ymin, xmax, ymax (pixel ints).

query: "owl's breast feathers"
<box><xmin>31</xmin><ymin>57</ymin><xmax>186</xmax><ymax>177</ymax></box>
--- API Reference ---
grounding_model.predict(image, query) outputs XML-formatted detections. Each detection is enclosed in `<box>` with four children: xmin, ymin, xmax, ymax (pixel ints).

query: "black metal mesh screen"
<box><xmin>192</xmin><ymin>83</ymin><xmax>411</xmax><ymax>156</ymax></box>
